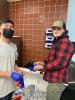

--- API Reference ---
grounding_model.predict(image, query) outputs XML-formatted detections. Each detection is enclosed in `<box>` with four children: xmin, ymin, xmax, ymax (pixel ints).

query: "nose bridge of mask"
<box><xmin>4</xmin><ymin>28</ymin><xmax>14</xmax><ymax>34</ymax></box>
<box><xmin>5</xmin><ymin>28</ymin><xmax>10</xmax><ymax>33</ymax></box>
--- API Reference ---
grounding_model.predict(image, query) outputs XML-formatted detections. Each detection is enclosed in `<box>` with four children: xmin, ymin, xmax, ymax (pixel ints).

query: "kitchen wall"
<box><xmin>9</xmin><ymin>0</ymin><xmax>68</xmax><ymax>66</ymax></box>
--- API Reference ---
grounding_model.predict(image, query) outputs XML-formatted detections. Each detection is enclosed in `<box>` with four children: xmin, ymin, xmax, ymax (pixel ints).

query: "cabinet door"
<box><xmin>11</xmin><ymin>36</ymin><xmax>21</xmax><ymax>66</ymax></box>
<box><xmin>0</xmin><ymin>0</ymin><xmax>9</xmax><ymax>20</ymax></box>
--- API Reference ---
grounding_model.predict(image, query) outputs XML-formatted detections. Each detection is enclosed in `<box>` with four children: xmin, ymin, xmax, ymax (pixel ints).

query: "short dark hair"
<box><xmin>0</xmin><ymin>19</ymin><xmax>14</xmax><ymax>26</ymax></box>
<box><xmin>63</xmin><ymin>22</ymin><xmax>67</xmax><ymax>30</ymax></box>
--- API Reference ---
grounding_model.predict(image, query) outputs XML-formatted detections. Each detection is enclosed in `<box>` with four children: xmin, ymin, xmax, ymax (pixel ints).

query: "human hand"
<box><xmin>34</xmin><ymin>64</ymin><xmax>44</xmax><ymax>71</ymax></box>
<box><xmin>10</xmin><ymin>72</ymin><xmax>23</xmax><ymax>82</ymax></box>
<box><xmin>16</xmin><ymin>76</ymin><xmax>25</xmax><ymax>89</ymax></box>
<box><xmin>19</xmin><ymin>76</ymin><xmax>25</xmax><ymax>88</ymax></box>
<box><xmin>34</xmin><ymin>62</ymin><xmax>45</xmax><ymax>66</ymax></box>
<box><xmin>16</xmin><ymin>68</ymin><xmax>25</xmax><ymax>74</ymax></box>
<box><xmin>14</xmin><ymin>65</ymin><xmax>25</xmax><ymax>74</ymax></box>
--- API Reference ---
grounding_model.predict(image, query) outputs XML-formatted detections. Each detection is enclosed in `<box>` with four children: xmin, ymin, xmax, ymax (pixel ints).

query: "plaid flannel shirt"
<box><xmin>43</xmin><ymin>37</ymin><xmax>74</xmax><ymax>83</ymax></box>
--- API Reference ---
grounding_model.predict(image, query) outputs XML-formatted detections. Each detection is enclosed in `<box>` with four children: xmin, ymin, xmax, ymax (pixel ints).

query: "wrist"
<box><xmin>5</xmin><ymin>72</ymin><xmax>11</xmax><ymax>78</ymax></box>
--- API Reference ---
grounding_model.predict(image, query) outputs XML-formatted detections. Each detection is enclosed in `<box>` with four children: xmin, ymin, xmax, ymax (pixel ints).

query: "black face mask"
<box><xmin>3</xmin><ymin>29</ymin><xmax>14</xmax><ymax>39</ymax></box>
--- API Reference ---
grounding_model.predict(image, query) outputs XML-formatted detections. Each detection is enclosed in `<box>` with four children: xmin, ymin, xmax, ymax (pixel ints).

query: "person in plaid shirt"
<box><xmin>34</xmin><ymin>20</ymin><xmax>74</xmax><ymax>100</ymax></box>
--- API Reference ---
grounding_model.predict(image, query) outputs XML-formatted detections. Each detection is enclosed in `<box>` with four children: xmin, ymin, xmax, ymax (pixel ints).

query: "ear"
<box><xmin>0</xmin><ymin>26</ymin><xmax>3</xmax><ymax>34</ymax></box>
<box><xmin>0</xmin><ymin>27</ymin><xmax>1</xmax><ymax>33</ymax></box>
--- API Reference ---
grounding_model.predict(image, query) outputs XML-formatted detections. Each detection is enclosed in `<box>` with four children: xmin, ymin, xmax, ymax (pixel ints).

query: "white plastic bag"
<box><xmin>12</xmin><ymin>85</ymin><xmax>47</xmax><ymax>100</ymax></box>
<box><xmin>22</xmin><ymin>85</ymin><xmax>47</xmax><ymax>100</ymax></box>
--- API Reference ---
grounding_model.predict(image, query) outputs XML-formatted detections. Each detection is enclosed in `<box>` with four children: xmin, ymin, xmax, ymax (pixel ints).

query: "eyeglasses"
<box><xmin>52</xmin><ymin>27</ymin><xmax>62</xmax><ymax>31</ymax></box>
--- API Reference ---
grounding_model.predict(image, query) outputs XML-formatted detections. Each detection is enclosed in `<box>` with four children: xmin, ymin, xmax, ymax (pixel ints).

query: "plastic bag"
<box><xmin>12</xmin><ymin>85</ymin><xmax>47</xmax><ymax>100</ymax></box>
<box><xmin>23</xmin><ymin>85</ymin><xmax>46</xmax><ymax>100</ymax></box>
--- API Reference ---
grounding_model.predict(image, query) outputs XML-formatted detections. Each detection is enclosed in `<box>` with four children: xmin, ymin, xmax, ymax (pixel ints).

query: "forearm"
<box><xmin>0</xmin><ymin>71</ymin><xmax>10</xmax><ymax>78</ymax></box>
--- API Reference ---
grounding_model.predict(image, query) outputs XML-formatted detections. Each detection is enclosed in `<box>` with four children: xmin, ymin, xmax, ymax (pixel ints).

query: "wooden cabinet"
<box><xmin>11</xmin><ymin>36</ymin><xmax>21</xmax><ymax>66</ymax></box>
<box><xmin>0</xmin><ymin>0</ymin><xmax>9</xmax><ymax>20</ymax></box>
